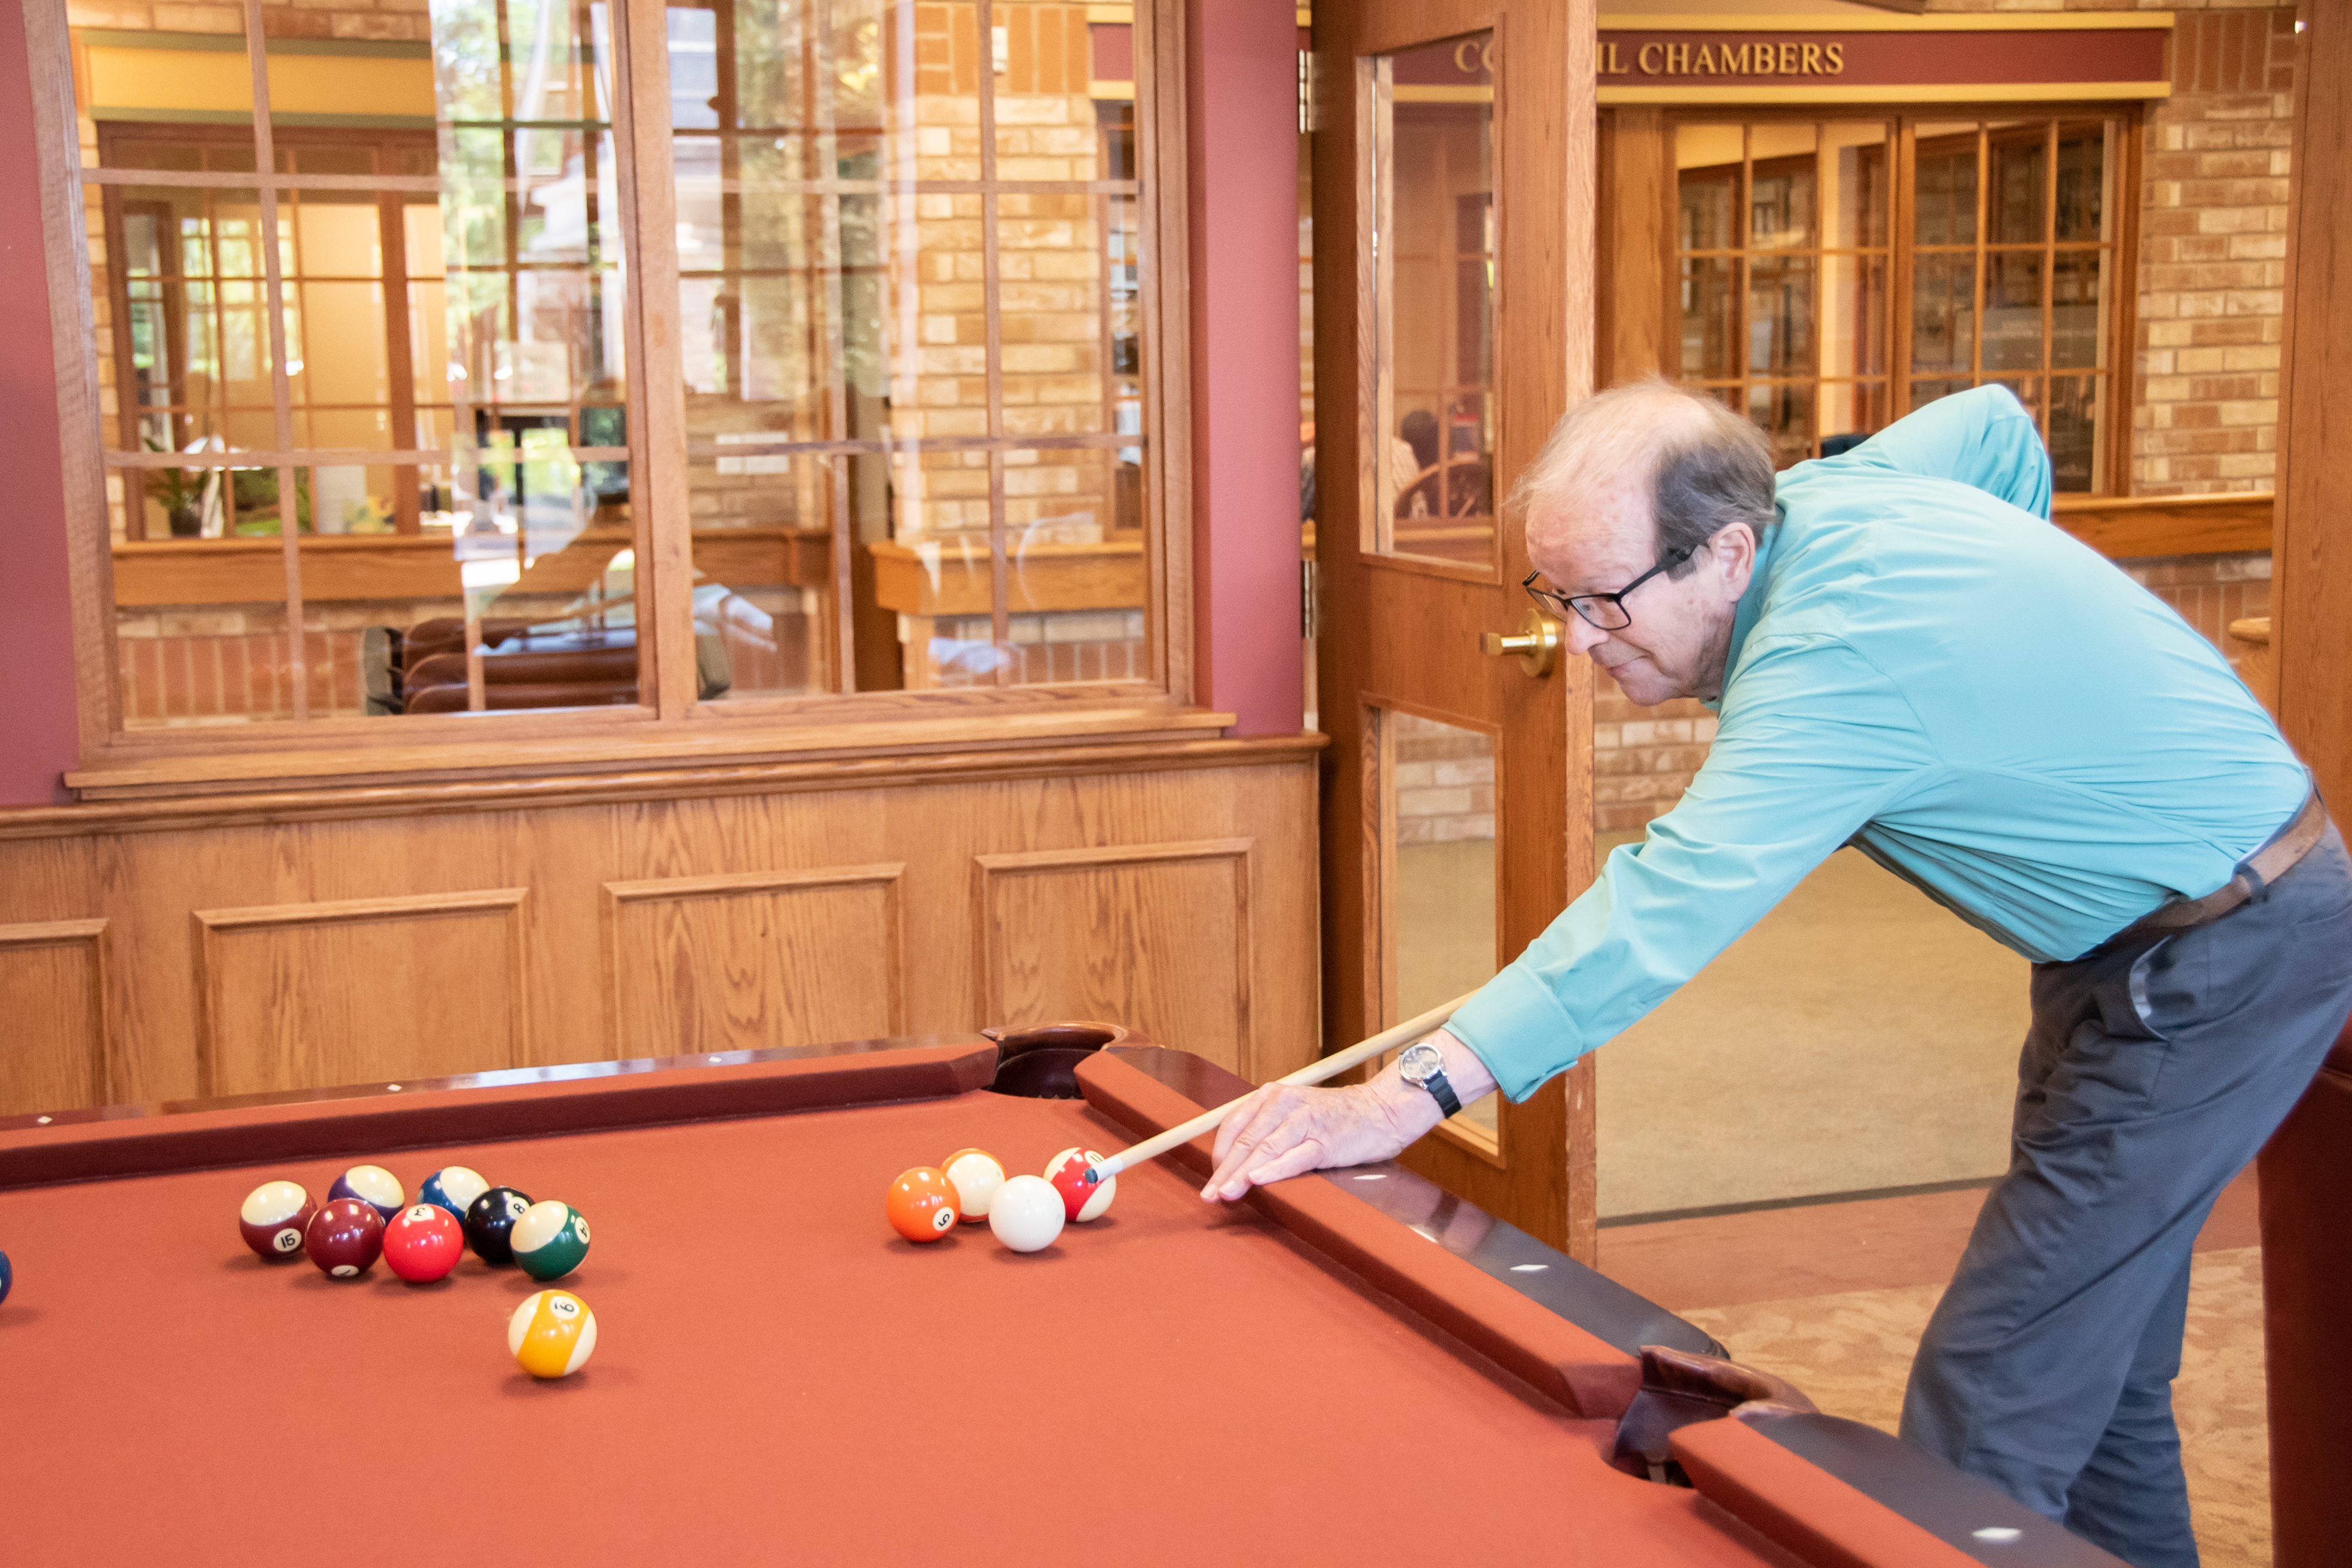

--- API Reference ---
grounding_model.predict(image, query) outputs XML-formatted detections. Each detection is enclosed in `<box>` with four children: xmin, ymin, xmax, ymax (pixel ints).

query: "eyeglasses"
<box><xmin>1522</xmin><ymin>544</ymin><xmax>1698</xmax><ymax>632</ymax></box>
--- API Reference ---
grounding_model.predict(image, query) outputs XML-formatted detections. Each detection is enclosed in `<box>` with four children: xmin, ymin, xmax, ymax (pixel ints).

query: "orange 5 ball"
<box><xmin>886</xmin><ymin>1166</ymin><xmax>960</xmax><ymax>1242</ymax></box>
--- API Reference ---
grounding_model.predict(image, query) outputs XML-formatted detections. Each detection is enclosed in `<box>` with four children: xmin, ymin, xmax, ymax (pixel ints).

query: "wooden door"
<box><xmin>1312</xmin><ymin>0</ymin><xmax>1598</xmax><ymax>1258</ymax></box>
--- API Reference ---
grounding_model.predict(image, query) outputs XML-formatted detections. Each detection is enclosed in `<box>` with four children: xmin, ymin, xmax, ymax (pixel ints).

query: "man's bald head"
<box><xmin>1509</xmin><ymin>377</ymin><xmax>1777</xmax><ymax>571</ymax></box>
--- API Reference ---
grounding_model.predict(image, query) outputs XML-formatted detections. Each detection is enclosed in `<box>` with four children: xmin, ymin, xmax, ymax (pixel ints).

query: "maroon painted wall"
<box><xmin>1187</xmin><ymin>0</ymin><xmax>1307</xmax><ymax>736</ymax></box>
<box><xmin>0</xmin><ymin>5</ymin><xmax>82</xmax><ymax>806</ymax></box>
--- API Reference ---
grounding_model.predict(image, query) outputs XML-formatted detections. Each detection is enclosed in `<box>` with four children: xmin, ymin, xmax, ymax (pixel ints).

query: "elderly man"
<box><xmin>1205</xmin><ymin>380</ymin><xmax>2352</xmax><ymax>1568</ymax></box>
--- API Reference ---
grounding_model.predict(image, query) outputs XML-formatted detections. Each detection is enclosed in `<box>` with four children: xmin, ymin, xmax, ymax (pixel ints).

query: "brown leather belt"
<box><xmin>2118</xmin><ymin>790</ymin><xmax>2331</xmax><ymax>942</ymax></box>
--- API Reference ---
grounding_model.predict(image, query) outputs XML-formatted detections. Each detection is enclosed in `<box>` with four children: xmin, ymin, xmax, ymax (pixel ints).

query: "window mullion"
<box><xmin>242</xmin><ymin>0</ymin><xmax>310</xmax><ymax>721</ymax></box>
<box><xmin>611</xmin><ymin>0</ymin><xmax>697</xmax><ymax>719</ymax></box>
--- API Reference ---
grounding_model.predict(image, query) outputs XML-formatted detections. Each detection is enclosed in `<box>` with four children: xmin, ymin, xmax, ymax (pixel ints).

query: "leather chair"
<box><xmin>2258</xmin><ymin>1007</ymin><xmax>2352</xmax><ymax>1568</ymax></box>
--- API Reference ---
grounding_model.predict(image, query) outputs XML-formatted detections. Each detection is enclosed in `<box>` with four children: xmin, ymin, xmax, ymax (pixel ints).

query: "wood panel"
<box><xmin>1599</xmin><ymin>105</ymin><xmax>1673</xmax><ymax>385</ymax></box>
<box><xmin>869</xmin><ymin>538</ymin><xmax>1148</xmax><ymax>616</ymax></box>
<box><xmin>110</xmin><ymin>528</ymin><xmax>832</xmax><ymax>608</ymax></box>
<box><xmin>0</xmin><ymin>918</ymin><xmax>108</xmax><ymax>1116</ymax></box>
<box><xmin>191</xmin><ymin>889</ymin><xmax>529</xmax><ymax>1097</ymax></box>
<box><xmin>2050</xmin><ymin>492</ymin><xmax>2274</xmax><ymax>560</ymax></box>
<box><xmin>602</xmin><ymin>864</ymin><xmax>905</xmax><ymax>1057</ymax></box>
<box><xmin>975</xmin><ymin>838</ymin><xmax>1255</xmax><ymax>1078</ymax></box>
<box><xmin>2277</xmin><ymin>7</ymin><xmax>2352</xmax><ymax>814</ymax></box>
<box><xmin>0</xmin><ymin>737</ymin><xmax>1319</xmax><ymax>1110</ymax></box>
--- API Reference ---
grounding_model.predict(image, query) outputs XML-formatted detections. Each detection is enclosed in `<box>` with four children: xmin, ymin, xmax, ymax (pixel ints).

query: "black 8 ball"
<box><xmin>465</xmin><ymin>1186</ymin><xmax>535</xmax><ymax>1266</ymax></box>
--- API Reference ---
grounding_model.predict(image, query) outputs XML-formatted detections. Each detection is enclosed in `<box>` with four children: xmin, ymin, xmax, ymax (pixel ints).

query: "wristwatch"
<box><xmin>1398</xmin><ymin>1041</ymin><xmax>1462</xmax><ymax>1118</ymax></box>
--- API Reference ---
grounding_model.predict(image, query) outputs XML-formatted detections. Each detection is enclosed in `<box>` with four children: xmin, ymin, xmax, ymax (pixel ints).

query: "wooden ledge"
<box><xmin>2051</xmin><ymin>491</ymin><xmax>2272</xmax><ymax>559</ymax></box>
<box><xmin>21</xmin><ymin>732</ymin><xmax>1328</xmax><ymax>839</ymax></box>
<box><xmin>66</xmin><ymin>700</ymin><xmax>1241</xmax><ymax>803</ymax></box>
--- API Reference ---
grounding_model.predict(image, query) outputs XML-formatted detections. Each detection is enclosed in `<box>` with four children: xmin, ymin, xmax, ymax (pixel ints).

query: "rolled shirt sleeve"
<box><xmin>1450</xmin><ymin>635</ymin><xmax>1941</xmax><ymax>1102</ymax></box>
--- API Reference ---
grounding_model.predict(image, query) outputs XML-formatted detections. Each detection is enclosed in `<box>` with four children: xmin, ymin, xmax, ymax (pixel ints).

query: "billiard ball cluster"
<box><xmin>235</xmin><ymin>1162</ymin><xmax>598</xmax><ymax>1379</ymax></box>
<box><xmin>886</xmin><ymin>1145</ymin><xmax>1117</xmax><ymax>1255</ymax></box>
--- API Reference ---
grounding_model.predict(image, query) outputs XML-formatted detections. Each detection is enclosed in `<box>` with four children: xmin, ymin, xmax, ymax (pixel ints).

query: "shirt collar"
<box><xmin>1704</xmin><ymin>512</ymin><xmax>1780</xmax><ymax>712</ymax></box>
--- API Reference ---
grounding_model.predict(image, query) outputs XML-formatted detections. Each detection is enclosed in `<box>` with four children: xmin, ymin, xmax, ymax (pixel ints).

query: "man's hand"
<box><xmin>1199</xmin><ymin>1029</ymin><xmax>1500</xmax><ymax>1202</ymax></box>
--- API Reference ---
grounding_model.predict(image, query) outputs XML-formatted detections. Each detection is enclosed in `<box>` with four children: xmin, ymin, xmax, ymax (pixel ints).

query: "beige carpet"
<box><xmin>1681</xmin><ymin>1248</ymin><xmax>2272</xmax><ymax>1568</ymax></box>
<box><xmin>1594</xmin><ymin>840</ymin><xmax>2034</xmax><ymax>1217</ymax></box>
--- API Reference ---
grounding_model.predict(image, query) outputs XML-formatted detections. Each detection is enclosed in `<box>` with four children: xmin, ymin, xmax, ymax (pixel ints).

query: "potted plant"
<box><xmin>142</xmin><ymin>438</ymin><xmax>205</xmax><ymax>538</ymax></box>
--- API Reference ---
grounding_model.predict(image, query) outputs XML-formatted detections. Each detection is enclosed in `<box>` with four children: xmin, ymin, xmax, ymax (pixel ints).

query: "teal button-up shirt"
<box><xmin>1450</xmin><ymin>386</ymin><xmax>2308</xmax><ymax>1103</ymax></box>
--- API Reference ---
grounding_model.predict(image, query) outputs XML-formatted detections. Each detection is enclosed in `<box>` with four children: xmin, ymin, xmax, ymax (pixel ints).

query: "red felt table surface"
<box><xmin>0</xmin><ymin>1054</ymin><xmax>1804</xmax><ymax>1566</ymax></box>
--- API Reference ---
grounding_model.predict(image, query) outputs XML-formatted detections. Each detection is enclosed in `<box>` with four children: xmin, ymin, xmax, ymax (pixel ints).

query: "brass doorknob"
<box><xmin>1479</xmin><ymin>610</ymin><xmax>1560</xmax><ymax>676</ymax></box>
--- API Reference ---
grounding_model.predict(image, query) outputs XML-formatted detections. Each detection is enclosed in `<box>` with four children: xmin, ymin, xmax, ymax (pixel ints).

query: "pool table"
<box><xmin>0</xmin><ymin>1025</ymin><xmax>2121</xmax><ymax>1566</ymax></box>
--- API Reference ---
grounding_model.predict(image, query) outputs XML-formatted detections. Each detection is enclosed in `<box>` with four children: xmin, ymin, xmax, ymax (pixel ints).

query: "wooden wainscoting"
<box><xmin>0</xmin><ymin>918</ymin><xmax>109</xmax><ymax>1115</ymax></box>
<box><xmin>602</xmin><ymin>864</ymin><xmax>908</xmax><ymax>1054</ymax></box>
<box><xmin>0</xmin><ymin>736</ymin><xmax>1321</xmax><ymax>1114</ymax></box>
<box><xmin>973</xmin><ymin>838</ymin><xmax>1257</xmax><ymax>1079</ymax></box>
<box><xmin>189</xmin><ymin>889</ymin><xmax>532</xmax><ymax>1098</ymax></box>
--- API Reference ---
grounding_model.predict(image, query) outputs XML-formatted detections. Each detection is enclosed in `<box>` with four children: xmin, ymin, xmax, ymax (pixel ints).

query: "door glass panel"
<box><xmin>1368</xmin><ymin>35</ymin><xmax>1496</xmax><ymax>569</ymax></box>
<box><xmin>1381</xmin><ymin>709</ymin><xmax>1502</xmax><ymax>1153</ymax></box>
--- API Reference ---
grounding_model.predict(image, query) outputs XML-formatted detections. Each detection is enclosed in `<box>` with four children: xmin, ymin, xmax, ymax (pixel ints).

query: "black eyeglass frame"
<box><xmin>1521</xmin><ymin>543</ymin><xmax>1698</xmax><ymax>632</ymax></box>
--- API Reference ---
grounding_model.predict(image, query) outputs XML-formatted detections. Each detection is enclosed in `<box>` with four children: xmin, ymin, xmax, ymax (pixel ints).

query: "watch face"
<box><xmin>1399</xmin><ymin>1042</ymin><xmax>1439</xmax><ymax>1083</ymax></box>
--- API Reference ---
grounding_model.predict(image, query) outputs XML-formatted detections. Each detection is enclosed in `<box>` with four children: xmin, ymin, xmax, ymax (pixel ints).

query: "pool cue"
<box><xmin>1083</xmin><ymin>989</ymin><xmax>1481</xmax><ymax>1186</ymax></box>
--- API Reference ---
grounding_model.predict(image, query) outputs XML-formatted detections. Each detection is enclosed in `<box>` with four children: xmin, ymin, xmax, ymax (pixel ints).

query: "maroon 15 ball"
<box><xmin>304</xmin><ymin>1198</ymin><xmax>385</xmax><ymax>1279</ymax></box>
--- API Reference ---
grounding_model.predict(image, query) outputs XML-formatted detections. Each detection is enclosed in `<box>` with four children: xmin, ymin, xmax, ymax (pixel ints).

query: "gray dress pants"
<box><xmin>1902</xmin><ymin>824</ymin><xmax>2352</xmax><ymax>1568</ymax></box>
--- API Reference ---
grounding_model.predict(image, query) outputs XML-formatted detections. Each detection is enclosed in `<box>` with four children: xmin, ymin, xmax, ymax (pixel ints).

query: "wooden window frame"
<box><xmin>1633</xmin><ymin>102</ymin><xmax>2141</xmax><ymax>492</ymax></box>
<box><xmin>28</xmin><ymin>0</ymin><xmax>1203</xmax><ymax>800</ymax></box>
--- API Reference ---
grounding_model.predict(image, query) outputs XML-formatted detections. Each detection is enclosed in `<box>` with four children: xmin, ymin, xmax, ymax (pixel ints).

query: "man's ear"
<box><xmin>1713</xmin><ymin>521</ymin><xmax>1757</xmax><ymax>600</ymax></box>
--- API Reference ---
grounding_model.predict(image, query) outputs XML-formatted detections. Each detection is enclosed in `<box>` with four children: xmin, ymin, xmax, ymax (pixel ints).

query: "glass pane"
<box><xmin>1820</xmin><ymin>253</ymin><xmax>1888</xmax><ymax>380</ymax></box>
<box><xmin>1989</xmin><ymin>127</ymin><xmax>2048</xmax><ymax>247</ymax></box>
<box><xmin>1913</xmin><ymin>125</ymin><xmax>1979</xmax><ymax>247</ymax></box>
<box><xmin>680</xmin><ymin>0</ymin><xmax>1150</xmax><ymax>694</ymax></box>
<box><xmin>1677</xmin><ymin>160</ymin><xmax>1737</xmax><ymax>253</ymax></box>
<box><xmin>81</xmin><ymin>11</ymin><xmax>647</xmax><ymax>723</ymax></box>
<box><xmin>1817</xmin><ymin>380</ymin><xmax>1888</xmax><ymax>449</ymax></box>
<box><xmin>1747</xmin><ymin>257</ymin><xmax>1815</xmax><ymax>377</ymax></box>
<box><xmin>1907</xmin><ymin>377</ymin><xmax>1969</xmax><ymax>414</ymax></box>
<box><xmin>1370</xmin><ymin>34</ymin><xmax>1497</xmax><ymax>568</ymax></box>
<box><xmin>1984</xmin><ymin>252</ymin><xmax>2045</xmax><ymax>372</ymax></box>
<box><xmin>1384</xmin><ymin>710</ymin><xmax>1502</xmax><ymax>1148</ymax></box>
<box><xmin>1679</xmin><ymin>256</ymin><xmax>1737</xmax><ymax>382</ymax></box>
<box><xmin>2052</xmin><ymin>249</ymin><xmax>2106</xmax><ymax>370</ymax></box>
<box><xmin>1748</xmin><ymin>381</ymin><xmax>1814</xmax><ymax>469</ymax></box>
<box><xmin>1911</xmin><ymin>252</ymin><xmax>1976</xmax><ymax>375</ymax></box>
<box><xmin>1747</xmin><ymin>124</ymin><xmax>1816</xmax><ymax>249</ymax></box>
<box><xmin>2056</xmin><ymin>122</ymin><xmax>2111</xmax><ymax>244</ymax></box>
<box><xmin>1828</xmin><ymin>122</ymin><xmax>1890</xmax><ymax>250</ymax></box>
<box><xmin>2048</xmin><ymin>375</ymin><xmax>2101</xmax><ymax>494</ymax></box>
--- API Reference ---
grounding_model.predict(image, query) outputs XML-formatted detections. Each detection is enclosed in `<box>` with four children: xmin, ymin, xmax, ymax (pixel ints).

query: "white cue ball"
<box><xmin>987</xmin><ymin>1175</ymin><xmax>1067</xmax><ymax>1254</ymax></box>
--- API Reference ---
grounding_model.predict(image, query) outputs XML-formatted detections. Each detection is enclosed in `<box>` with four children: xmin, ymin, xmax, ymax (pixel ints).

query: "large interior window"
<box><xmin>65</xmin><ymin>0</ymin><xmax>1167</xmax><ymax>740</ymax></box>
<box><xmin>1671</xmin><ymin>112</ymin><xmax>2126</xmax><ymax>490</ymax></box>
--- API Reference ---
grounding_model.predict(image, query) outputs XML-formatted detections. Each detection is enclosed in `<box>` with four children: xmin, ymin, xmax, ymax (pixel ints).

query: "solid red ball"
<box><xmin>304</xmin><ymin>1198</ymin><xmax>385</xmax><ymax>1279</ymax></box>
<box><xmin>381</xmin><ymin>1202</ymin><xmax>465</xmax><ymax>1282</ymax></box>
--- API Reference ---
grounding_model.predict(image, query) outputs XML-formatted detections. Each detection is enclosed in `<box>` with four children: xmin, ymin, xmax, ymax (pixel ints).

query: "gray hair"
<box><xmin>1508</xmin><ymin>377</ymin><xmax>1777</xmax><ymax>574</ymax></box>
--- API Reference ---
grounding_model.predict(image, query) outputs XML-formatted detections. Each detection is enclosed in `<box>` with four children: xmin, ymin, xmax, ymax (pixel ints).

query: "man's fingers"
<box><xmin>1211</xmin><ymin>1085</ymin><xmax>1281</xmax><ymax>1166</ymax></box>
<box><xmin>1203</xmin><ymin>1091</ymin><xmax>1304</xmax><ymax>1200</ymax></box>
<box><xmin>1243</xmin><ymin>1139</ymin><xmax>1330</xmax><ymax>1188</ymax></box>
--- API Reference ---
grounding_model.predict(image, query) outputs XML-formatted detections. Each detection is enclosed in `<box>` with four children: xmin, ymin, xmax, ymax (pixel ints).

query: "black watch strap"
<box><xmin>1401</xmin><ymin>1044</ymin><xmax>1462</xmax><ymax>1118</ymax></box>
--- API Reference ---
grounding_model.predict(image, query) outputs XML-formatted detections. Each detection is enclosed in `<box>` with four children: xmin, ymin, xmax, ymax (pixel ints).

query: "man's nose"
<box><xmin>1559</xmin><ymin>612</ymin><xmax>1609</xmax><ymax>657</ymax></box>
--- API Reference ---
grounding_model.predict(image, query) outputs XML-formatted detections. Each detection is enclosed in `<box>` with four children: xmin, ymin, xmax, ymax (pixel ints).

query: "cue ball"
<box><xmin>0</xmin><ymin>1250</ymin><xmax>11</xmax><ymax>1307</ymax></box>
<box><xmin>886</xmin><ymin>1168</ymin><xmax>959</xmax><ymax>1243</ymax></box>
<box><xmin>510</xmin><ymin>1200</ymin><xmax>592</xmax><ymax>1282</ymax></box>
<box><xmin>987</xmin><ymin>1175</ymin><xmax>1066</xmax><ymax>1254</ymax></box>
<box><xmin>326</xmin><ymin>1164</ymin><xmax>406</xmax><ymax>1223</ymax></box>
<box><xmin>1044</xmin><ymin>1147</ymin><xmax>1117</xmax><ymax>1222</ymax></box>
<box><xmin>304</xmin><ymin>1198</ymin><xmax>385</xmax><ymax>1279</ymax></box>
<box><xmin>382</xmin><ymin>1203</ymin><xmax>466</xmax><ymax>1282</ymax></box>
<box><xmin>418</xmin><ymin>1166</ymin><xmax>490</xmax><ymax>1222</ymax></box>
<box><xmin>464</xmin><ymin>1187</ymin><xmax>535</xmax><ymax>1266</ymax></box>
<box><xmin>939</xmin><ymin>1148</ymin><xmax>1007</xmax><ymax>1223</ymax></box>
<box><xmin>509</xmin><ymin>1289</ymin><xmax>598</xmax><ymax>1379</ymax></box>
<box><xmin>237</xmin><ymin>1180</ymin><xmax>317</xmax><ymax>1260</ymax></box>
